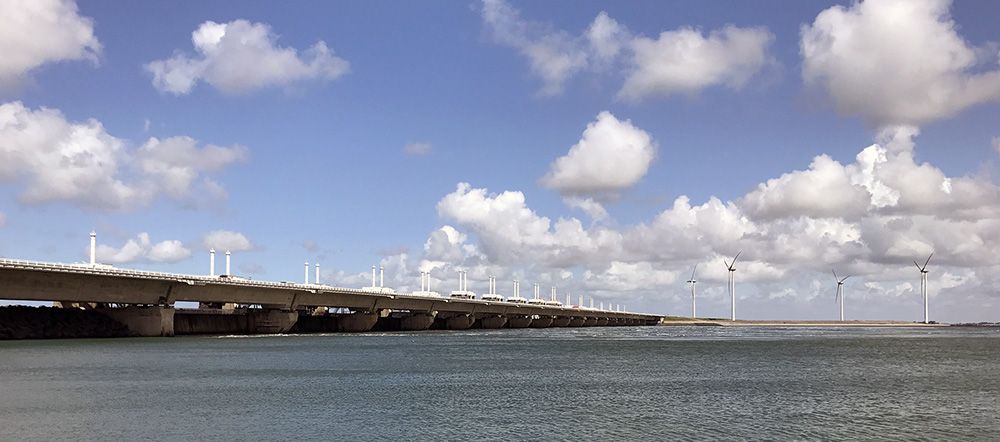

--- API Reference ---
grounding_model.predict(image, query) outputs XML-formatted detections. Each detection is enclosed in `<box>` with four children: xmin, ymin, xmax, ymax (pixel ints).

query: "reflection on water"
<box><xmin>2</xmin><ymin>326</ymin><xmax>998</xmax><ymax>440</ymax></box>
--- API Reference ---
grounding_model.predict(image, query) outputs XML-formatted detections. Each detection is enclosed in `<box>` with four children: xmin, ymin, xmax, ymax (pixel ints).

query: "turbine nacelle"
<box><xmin>913</xmin><ymin>253</ymin><xmax>933</xmax><ymax>273</ymax></box>
<box><xmin>723</xmin><ymin>251</ymin><xmax>742</xmax><ymax>272</ymax></box>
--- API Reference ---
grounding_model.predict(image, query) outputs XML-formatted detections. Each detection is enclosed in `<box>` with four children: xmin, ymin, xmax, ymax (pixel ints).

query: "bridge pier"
<box><xmin>443</xmin><ymin>314</ymin><xmax>475</xmax><ymax>330</ymax></box>
<box><xmin>529</xmin><ymin>316</ymin><xmax>554</xmax><ymax>328</ymax></box>
<box><xmin>97</xmin><ymin>305</ymin><xmax>175</xmax><ymax>337</ymax></box>
<box><xmin>398</xmin><ymin>312</ymin><xmax>436</xmax><ymax>331</ymax></box>
<box><xmin>507</xmin><ymin>315</ymin><xmax>533</xmax><ymax>328</ymax></box>
<box><xmin>568</xmin><ymin>317</ymin><xmax>585</xmax><ymax>327</ymax></box>
<box><xmin>338</xmin><ymin>311</ymin><xmax>379</xmax><ymax>332</ymax></box>
<box><xmin>583</xmin><ymin>317</ymin><xmax>598</xmax><ymax>326</ymax></box>
<box><xmin>478</xmin><ymin>315</ymin><xmax>507</xmax><ymax>329</ymax></box>
<box><xmin>595</xmin><ymin>317</ymin><xmax>609</xmax><ymax>327</ymax></box>
<box><xmin>248</xmin><ymin>308</ymin><xmax>297</xmax><ymax>334</ymax></box>
<box><xmin>551</xmin><ymin>317</ymin><xmax>571</xmax><ymax>327</ymax></box>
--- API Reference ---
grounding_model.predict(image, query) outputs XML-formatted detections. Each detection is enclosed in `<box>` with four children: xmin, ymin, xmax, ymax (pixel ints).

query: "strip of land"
<box><xmin>659</xmin><ymin>317</ymin><xmax>949</xmax><ymax>327</ymax></box>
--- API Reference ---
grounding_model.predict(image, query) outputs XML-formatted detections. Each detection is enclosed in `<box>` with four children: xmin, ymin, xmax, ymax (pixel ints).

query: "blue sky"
<box><xmin>1</xmin><ymin>0</ymin><xmax>998</xmax><ymax>321</ymax></box>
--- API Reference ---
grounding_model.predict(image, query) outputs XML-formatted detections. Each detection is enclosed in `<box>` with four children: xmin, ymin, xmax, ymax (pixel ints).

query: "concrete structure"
<box><xmin>0</xmin><ymin>259</ymin><xmax>661</xmax><ymax>337</ymax></box>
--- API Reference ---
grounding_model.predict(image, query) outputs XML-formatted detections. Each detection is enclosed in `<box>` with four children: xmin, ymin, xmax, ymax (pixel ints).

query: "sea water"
<box><xmin>1</xmin><ymin>326</ymin><xmax>998</xmax><ymax>440</ymax></box>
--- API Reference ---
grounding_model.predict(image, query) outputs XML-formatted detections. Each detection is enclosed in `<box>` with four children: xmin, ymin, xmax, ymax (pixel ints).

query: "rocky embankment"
<box><xmin>0</xmin><ymin>306</ymin><xmax>129</xmax><ymax>339</ymax></box>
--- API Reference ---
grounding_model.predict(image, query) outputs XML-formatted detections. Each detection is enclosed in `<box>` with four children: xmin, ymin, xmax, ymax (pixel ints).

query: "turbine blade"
<box><xmin>691</xmin><ymin>264</ymin><xmax>698</xmax><ymax>280</ymax></box>
<box><xmin>832</xmin><ymin>269</ymin><xmax>838</xmax><ymax>281</ymax></box>
<box><xmin>842</xmin><ymin>275</ymin><xmax>852</xmax><ymax>283</ymax></box>
<box><xmin>914</xmin><ymin>260</ymin><xmax>922</xmax><ymax>271</ymax></box>
<box><xmin>723</xmin><ymin>259</ymin><xmax>730</xmax><ymax>270</ymax></box>
<box><xmin>733</xmin><ymin>251</ymin><xmax>743</xmax><ymax>265</ymax></box>
<box><xmin>924</xmin><ymin>253</ymin><xmax>933</xmax><ymax>269</ymax></box>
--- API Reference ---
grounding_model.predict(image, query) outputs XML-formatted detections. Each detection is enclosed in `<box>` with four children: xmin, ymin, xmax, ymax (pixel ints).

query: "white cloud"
<box><xmin>0</xmin><ymin>0</ymin><xmax>100</xmax><ymax>89</ymax></box>
<box><xmin>0</xmin><ymin>102</ymin><xmax>244</xmax><ymax>210</ymax></box>
<box><xmin>993</xmin><ymin>137</ymin><xmax>1000</xmax><ymax>157</ymax></box>
<box><xmin>146</xmin><ymin>19</ymin><xmax>349</xmax><ymax>95</ymax></box>
<box><xmin>95</xmin><ymin>233</ymin><xmax>190</xmax><ymax>264</ymax></box>
<box><xmin>137</xmin><ymin>136</ymin><xmax>247</xmax><ymax>199</ymax></box>
<box><xmin>202</xmin><ymin>230</ymin><xmax>254</xmax><ymax>252</ymax></box>
<box><xmin>147</xmin><ymin>239</ymin><xmax>190</xmax><ymax>262</ymax></box>
<box><xmin>801</xmin><ymin>0</ymin><xmax>1000</xmax><ymax>127</ymax></box>
<box><xmin>479</xmin><ymin>0</ymin><xmax>774</xmax><ymax>99</ymax></box>
<box><xmin>620</xmin><ymin>26</ymin><xmax>774</xmax><ymax>100</ymax></box>
<box><xmin>584</xmin><ymin>261</ymin><xmax>677</xmax><ymax>292</ymax></box>
<box><xmin>564</xmin><ymin>197</ymin><xmax>608</xmax><ymax>222</ymax></box>
<box><xmin>586</xmin><ymin>12</ymin><xmax>629</xmax><ymax>67</ymax></box>
<box><xmin>541</xmin><ymin>111</ymin><xmax>656</xmax><ymax>197</ymax></box>
<box><xmin>403</xmin><ymin>142</ymin><xmax>432</xmax><ymax>156</ymax></box>
<box><xmin>740</xmin><ymin>154</ymin><xmax>871</xmax><ymax>220</ymax></box>
<box><xmin>436</xmin><ymin>182</ymin><xmax>622</xmax><ymax>268</ymax></box>
<box><xmin>423</xmin><ymin>225</ymin><xmax>474</xmax><ymax>263</ymax></box>
<box><xmin>419</xmin><ymin>127</ymin><xmax>1000</xmax><ymax>321</ymax></box>
<box><xmin>480</xmin><ymin>0</ymin><xmax>587</xmax><ymax>96</ymax></box>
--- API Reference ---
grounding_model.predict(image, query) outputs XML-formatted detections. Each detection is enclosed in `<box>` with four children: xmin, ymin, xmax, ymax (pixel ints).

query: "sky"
<box><xmin>0</xmin><ymin>0</ymin><xmax>998</xmax><ymax>322</ymax></box>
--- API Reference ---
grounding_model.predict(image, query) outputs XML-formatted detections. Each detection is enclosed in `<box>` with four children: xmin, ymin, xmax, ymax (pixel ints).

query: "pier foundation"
<box><xmin>97</xmin><ymin>305</ymin><xmax>175</xmax><ymax>337</ymax></box>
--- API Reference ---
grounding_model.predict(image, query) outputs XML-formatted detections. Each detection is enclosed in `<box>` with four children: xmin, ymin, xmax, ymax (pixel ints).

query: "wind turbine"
<box><xmin>686</xmin><ymin>265</ymin><xmax>698</xmax><ymax>318</ymax></box>
<box><xmin>832</xmin><ymin>270</ymin><xmax>851</xmax><ymax>322</ymax></box>
<box><xmin>723</xmin><ymin>251</ymin><xmax>741</xmax><ymax>321</ymax></box>
<box><xmin>913</xmin><ymin>253</ymin><xmax>933</xmax><ymax>324</ymax></box>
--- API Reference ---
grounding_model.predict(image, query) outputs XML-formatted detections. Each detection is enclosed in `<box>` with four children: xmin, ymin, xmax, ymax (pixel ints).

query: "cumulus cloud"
<box><xmin>564</xmin><ymin>197</ymin><xmax>608</xmax><ymax>222</ymax></box>
<box><xmin>137</xmin><ymin>136</ymin><xmax>247</xmax><ymax>199</ymax></box>
<box><xmin>403</xmin><ymin>142</ymin><xmax>432</xmax><ymax>156</ymax></box>
<box><xmin>202</xmin><ymin>230</ymin><xmax>254</xmax><ymax>252</ymax></box>
<box><xmin>415</xmin><ymin>127</ymin><xmax>1000</xmax><ymax>320</ymax></box>
<box><xmin>541</xmin><ymin>111</ymin><xmax>656</xmax><ymax>197</ymax></box>
<box><xmin>0</xmin><ymin>101</ymin><xmax>245</xmax><ymax>210</ymax></box>
<box><xmin>480</xmin><ymin>0</ymin><xmax>774</xmax><ymax>99</ymax></box>
<box><xmin>146</xmin><ymin>19</ymin><xmax>349</xmax><ymax>95</ymax></box>
<box><xmin>801</xmin><ymin>0</ymin><xmax>1000</xmax><ymax>127</ymax></box>
<box><xmin>620</xmin><ymin>26</ymin><xmax>774</xmax><ymax>100</ymax></box>
<box><xmin>0</xmin><ymin>0</ymin><xmax>100</xmax><ymax>89</ymax></box>
<box><xmin>95</xmin><ymin>233</ymin><xmax>191</xmax><ymax>264</ymax></box>
<box><xmin>740</xmin><ymin>154</ymin><xmax>871</xmax><ymax>220</ymax></box>
<box><xmin>584</xmin><ymin>261</ymin><xmax>677</xmax><ymax>292</ymax></box>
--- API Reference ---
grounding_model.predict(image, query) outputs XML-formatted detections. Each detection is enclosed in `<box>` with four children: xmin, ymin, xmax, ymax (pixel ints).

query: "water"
<box><xmin>2</xmin><ymin>327</ymin><xmax>998</xmax><ymax>441</ymax></box>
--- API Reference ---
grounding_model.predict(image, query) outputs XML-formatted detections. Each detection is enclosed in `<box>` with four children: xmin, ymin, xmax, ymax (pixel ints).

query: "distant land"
<box><xmin>658</xmin><ymin>317</ymin><xmax>961</xmax><ymax>327</ymax></box>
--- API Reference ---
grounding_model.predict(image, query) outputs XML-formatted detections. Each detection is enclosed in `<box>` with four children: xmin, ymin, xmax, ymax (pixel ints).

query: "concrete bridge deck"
<box><xmin>0</xmin><ymin>259</ymin><xmax>661</xmax><ymax>337</ymax></box>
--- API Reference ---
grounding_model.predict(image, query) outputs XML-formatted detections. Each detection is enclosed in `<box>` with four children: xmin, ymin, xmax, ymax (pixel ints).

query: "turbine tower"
<box><xmin>914</xmin><ymin>253</ymin><xmax>933</xmax><ymax>324</ymax></box>
<box><xmin>723</xmin><ymin>251</ymin><xmax>741</xmax><ymax>321</ymax></box>
<box><xmin>832</xmin><ymin>270</ymin><xmax>851</xmax><ymax>322</ymax></box>
<box><xmin>686</xmin><ymin>265</ymin><xmax>698</xmax><ymax>318</ymax></box>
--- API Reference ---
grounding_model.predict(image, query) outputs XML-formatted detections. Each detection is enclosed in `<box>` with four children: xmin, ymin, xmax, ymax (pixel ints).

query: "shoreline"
<box><xmin>659</xmin><ymin>318</ymin><xmax>952</xmax><ymax>327</ymax></box>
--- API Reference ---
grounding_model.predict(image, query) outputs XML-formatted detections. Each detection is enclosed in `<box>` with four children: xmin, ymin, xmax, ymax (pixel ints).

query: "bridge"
<box><xmin>0</xmin><ymin>259</ymin><xmax>662</xmax><ymax>337</ymax></box>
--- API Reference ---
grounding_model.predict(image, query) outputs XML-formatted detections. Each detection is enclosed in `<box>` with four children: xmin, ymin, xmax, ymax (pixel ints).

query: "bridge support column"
<box><xmin>529</xmin><ymin>316</ymin><xmax>554</xmax><ymax>328</ymax></box>
<box><xmin>568</xmin><ymin>317</ymin><xmax>585</xmax><ymax>327</ymax></box>
<box><xmin>338</xmin><ymin>311</ymin><xmax>379</xmax><ymax>332</ymax></box>
<box><xmin>583</xmin><ymin>317</ymin><xmax>598</xmax><ymax>327</ymax></box>
<box><xmin>97</xmin><ymin>305</ymin><xmax>175</xmax><ymax>337</ymax></box>
<box><xmin>399</xmin><ymin>312</ymin><xmax>436</xmax><ymax>331</ymax></box>
<box><xmin>478</xmin><ymin>315</ymin><xmax>507</xmax><ymax>329</ymax></box>
<box><xmin>249</xmin><ymin>309</ymin><xmax>297</xmax><ymax>334</ymax></box>
<box><xmin>551</xmin><ymin>317</ymin><xmax>571</xmax><ymax>327</ymax></box>
<box><xmin>444</xmin><ymin>314</ymin><xmax>474</xmax><ymax>330</ymax></box>
<box><xmin>507</xmin><ymin>315</ymin><xmax>533</xmax><ymax>328</ymax></box>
